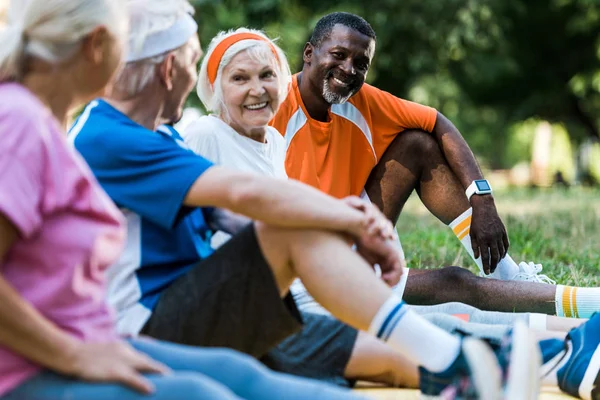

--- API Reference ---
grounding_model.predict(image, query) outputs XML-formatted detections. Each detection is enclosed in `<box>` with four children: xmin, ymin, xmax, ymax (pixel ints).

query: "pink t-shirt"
<box><xmin>0</xmin><ymin>83</ymin><xmax>124</xmax><ymax>395</ymax></box>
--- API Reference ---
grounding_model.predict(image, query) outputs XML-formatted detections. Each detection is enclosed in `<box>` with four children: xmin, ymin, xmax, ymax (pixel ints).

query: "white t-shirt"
<box><xmin>184</xmin><ymin>115</ymin><xmax>287</xmax><ymax>179</ymax></box>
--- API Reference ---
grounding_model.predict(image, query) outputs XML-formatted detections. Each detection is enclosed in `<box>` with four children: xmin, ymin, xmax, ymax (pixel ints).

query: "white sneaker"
<box><xmin>511</xmin><ymin>262</ymin><xmax>556</xmax><ymax>284</ymax></box>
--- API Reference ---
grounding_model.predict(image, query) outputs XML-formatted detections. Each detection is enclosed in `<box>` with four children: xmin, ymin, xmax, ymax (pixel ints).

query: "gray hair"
<box><xmin>197</xmin><ymin>28</ymin><xmax>291</xmax><ymax>118</ymax></box>
<box><xmin>112</xmin><ymin>0</ymin><xmax>196</xmax><ymax>97</ymax></box>
<box><xmin>0</xmin><ymin>0</ymin><xmax>124</xmax><ymax>82</ymax></box>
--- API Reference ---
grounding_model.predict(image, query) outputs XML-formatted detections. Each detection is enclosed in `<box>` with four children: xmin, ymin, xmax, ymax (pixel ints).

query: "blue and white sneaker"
<box><xmin>556</xmin><ymin>312</ymin><xmax>600</xmax><ymax>399</ymax></box>
<box><xmin>419</xmin><ymin>321</ymin><xmax>540</xmax><ymax>399</ymax></box>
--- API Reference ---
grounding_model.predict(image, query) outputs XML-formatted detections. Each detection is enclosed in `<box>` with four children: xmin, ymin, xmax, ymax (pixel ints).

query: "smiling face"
<box><xmin>304</xmin><ymin>24</ymin><xmax>375</xmax><ymax>104</ymax></box>
<box><xmin>220</xmin><ymin>49</ymin><xmax>281</xmax><ymax>138</ymax></box>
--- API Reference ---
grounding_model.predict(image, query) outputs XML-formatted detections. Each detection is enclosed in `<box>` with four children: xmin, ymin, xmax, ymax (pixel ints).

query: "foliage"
<box><xmin>189</xmin><ymin>0</ymin><xmax>600</xmax><ymax>168</ymax></box>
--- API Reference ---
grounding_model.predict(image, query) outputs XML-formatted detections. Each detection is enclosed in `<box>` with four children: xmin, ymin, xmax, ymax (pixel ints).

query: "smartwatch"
<box><xmin>465</xmin><ymin>179</ymin><xmax>492</xmax><ymax>201</ymax></box>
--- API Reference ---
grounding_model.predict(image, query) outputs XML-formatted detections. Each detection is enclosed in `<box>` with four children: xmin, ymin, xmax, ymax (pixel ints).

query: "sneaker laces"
<box><xmin>513</xmin><ymin>262</ymin><xmax>556</xmax><ymax>284</ymax></box>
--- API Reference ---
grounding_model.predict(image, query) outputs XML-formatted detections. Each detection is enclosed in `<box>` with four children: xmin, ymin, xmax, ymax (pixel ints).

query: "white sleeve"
<box><xmin>183</xmin><ymin>119</ymin><xmax>222</xmax><ymax>164</ymax></box>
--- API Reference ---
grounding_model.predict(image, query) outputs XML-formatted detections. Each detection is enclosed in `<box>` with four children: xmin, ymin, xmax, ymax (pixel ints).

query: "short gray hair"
<box><xmin>197</xmin><ymin>28</ymin><xmax>291</xmax><ymax>118</ymax></box>
<box><xmin>0</xmin><ymin>0</ymin><xmax>124</xmax><ymax>82</ymax></box>
<box><xmin>112</xmin><ymin>0</ymin><xmax>195</xmax><ymax>96</ymax></box>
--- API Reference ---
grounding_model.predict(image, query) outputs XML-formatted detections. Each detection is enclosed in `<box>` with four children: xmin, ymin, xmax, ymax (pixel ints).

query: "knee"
<box><xmin>438</xmin><ymin>266</ymin><xmax>477</xmax><ymax>290</ymax></box>
<box><xmin>386</xmin><ymin>129</ymin><xmax>440</xmax><ymax>160</ymax></box>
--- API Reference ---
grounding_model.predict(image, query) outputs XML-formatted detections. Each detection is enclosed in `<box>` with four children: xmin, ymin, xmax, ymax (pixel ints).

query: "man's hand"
<box><xmin>469</xmin><ymin>195</ymin><xmax>510</xmax><ymax>274</ymax></box>
<box><xmin>355</xmin><ymin>234</ymin><xmax>403</xmax><ymax>286</ymax></box>
<box><xmin>342</xmin><ymin>196</ymin><xmax>396</xmax><ymax>241</ymax></box>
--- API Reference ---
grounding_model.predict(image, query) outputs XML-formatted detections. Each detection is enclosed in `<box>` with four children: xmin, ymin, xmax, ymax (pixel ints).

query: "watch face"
<box><xmin>476</xmin><ymin>180</ymin><xmax>491</xmax><ymax>191</ymax></box>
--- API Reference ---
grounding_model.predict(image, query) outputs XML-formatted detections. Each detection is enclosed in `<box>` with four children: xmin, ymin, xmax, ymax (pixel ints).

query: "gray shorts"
<box><xmin>261</xmin><ymin>312</ymin><xmax>359</xmax><ymax>387</ymax></box>
<box><xmin>141</xmin><ymin>223</ymin><xmax>303</xmax><ymax>358</ymax></box>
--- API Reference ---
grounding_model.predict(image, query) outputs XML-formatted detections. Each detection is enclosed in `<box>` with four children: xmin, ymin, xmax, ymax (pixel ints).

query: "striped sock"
<box><xmin>555</xmin><ymin>285</ymin><xmax>600</xmax><ymax>318</ymax></box>
<box><xmin>368</xmin><ymin>295</ymin><xmax>461</xmax><ymax>372</ymax></box>
<box><xmin>449</xmin><ymin>208</ymin><xmax>519</xmax><ymax>280</ymax></box>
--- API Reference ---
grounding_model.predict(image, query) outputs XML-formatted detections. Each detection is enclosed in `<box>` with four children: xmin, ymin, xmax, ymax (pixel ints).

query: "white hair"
<box><xmin>0</xmin><ymin>0</ymin><xmax>124</xmax><ymax>82</ymax></box>
<box><xmin>197</xmin><ymin>28</ymin><xmax>291</xmax><ymax>118</ymax></box>
<box><xmin>112</xmin><ymin>0</ymin><xmax>195</xmax><ymax>96</ymax></box>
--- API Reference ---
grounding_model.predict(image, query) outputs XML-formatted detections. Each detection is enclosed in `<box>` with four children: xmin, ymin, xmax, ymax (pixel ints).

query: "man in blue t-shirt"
<box><xmin>69</xmin><ymin>2</ymin><xmax>596</xmax><ymax>399</ymax></box>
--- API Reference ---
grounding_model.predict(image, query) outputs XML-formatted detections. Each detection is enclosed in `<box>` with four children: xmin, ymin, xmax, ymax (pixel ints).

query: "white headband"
<box><xmin>126</xmin><ymin>13</ymin><xmax>198</xmax><ymax>62</ymax></box>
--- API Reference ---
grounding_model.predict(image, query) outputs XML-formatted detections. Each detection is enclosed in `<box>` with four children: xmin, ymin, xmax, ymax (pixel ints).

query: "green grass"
<box><xmin>397</xmin><ymin>187</ymin><xmax>600</xmax><ymax>286</ymax></box>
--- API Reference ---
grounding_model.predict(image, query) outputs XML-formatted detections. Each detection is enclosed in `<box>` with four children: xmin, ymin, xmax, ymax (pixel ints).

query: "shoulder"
<box><xmin>0</xmin><ymin>83</ymin><xmax>45</xmax><ymax>117</ymax></box>
<box><xmin>72</xmin><ymin>101</ymin><xmax>161</xmax><ymax>154</ymax></box>
<box><xmin>183</xmin><ymin>116</ymin><xmax>227</xmax><ymax>146</ymax></box>
<box><xmin>0</xmin><ymin>83</ymin><xmax>56</xmax><ymax>157</ymax></box>
<box><xmin>270</xmin><ymin>81</ymin><xmax>300</xmax><ymax>134</ymax></box>
<box><xmin>352</xmin><ymin>82</ymin><xmax>397</xmax><ymax>105</ymax></box>
<box><xmin>182</xmin><ymin>115</ymin><xmax>225</xmax><ymax>140</ymax></box>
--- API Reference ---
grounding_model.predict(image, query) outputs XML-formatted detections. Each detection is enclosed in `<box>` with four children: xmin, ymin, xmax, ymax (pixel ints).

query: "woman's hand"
<box><xmin>61</xmin><ymin>340</ymin><xmax>171</xmax><ymax>394</ymax></box>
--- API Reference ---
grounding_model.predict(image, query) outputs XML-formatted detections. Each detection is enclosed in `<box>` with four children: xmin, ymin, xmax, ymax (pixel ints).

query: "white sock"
<box><xmin>449</xmin><ymin>208</ymin><xmax>519</xmax><ymax>280</ymax></box>
<box><xmin>392</xmin><ymin>267</ymin><xmax>410</xmax><ymax>299</ymax></box>
<box><xmin>555</xmin><ymin>285</ymin><xmax>600</xmax><ymax>318</ymax></box>
<box><xmin>368</xmin><ymin>295</ymin><xmax>461</xmax><ymax>372</ymax></box>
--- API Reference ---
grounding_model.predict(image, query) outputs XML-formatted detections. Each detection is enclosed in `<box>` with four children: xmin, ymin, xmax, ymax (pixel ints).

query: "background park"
<box><xmin>0</xmin><ymin>1</ymin><xmax>597</xmax><ymax>290</ymax></box>
<box><xmin>0</xmin><ymin>0</ymin><xmax>598</xmax><ymax>399</ymax></box>
<box><xmin>1</xmin><ymin>0</ymin><xmax>597</xmax><ymax>284</ymax></box>
<box><xmin>185</xmin><ymin>0</ymin><xmax>600</xmax><ymax>286</ymax></box>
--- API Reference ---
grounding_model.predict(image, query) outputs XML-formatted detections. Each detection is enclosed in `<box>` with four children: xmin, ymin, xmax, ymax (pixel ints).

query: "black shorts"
<box><xmin>141</xmin><ymin>223</ymin><xmax>303</xmax><ymax>358</ymax></box>
<box><xmin>261</xmin><ymin>311</ymin><xmax>359</xmax><ymax>387</ymax></box>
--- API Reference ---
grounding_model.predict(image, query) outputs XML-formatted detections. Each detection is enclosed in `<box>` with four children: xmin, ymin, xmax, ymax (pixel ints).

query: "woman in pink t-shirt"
<box><xmin>0</xmin><ymin>1</ymin><xmax>366</xmax><ymax>399</ymax></box>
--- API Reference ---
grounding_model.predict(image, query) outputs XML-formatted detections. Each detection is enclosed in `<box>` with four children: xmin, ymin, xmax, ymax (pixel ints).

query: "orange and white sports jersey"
<box><xmin>270</xmin><ymin>74</ymin><xmax>438</xmax><ymax>198</ymax></box>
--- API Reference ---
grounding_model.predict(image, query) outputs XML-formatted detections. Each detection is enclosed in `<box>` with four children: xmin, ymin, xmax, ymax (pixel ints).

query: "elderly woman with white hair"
<box><xmin>0</xmin><ymin>1</ymin><xmax>376</xmax><ymax>399</ymax></box>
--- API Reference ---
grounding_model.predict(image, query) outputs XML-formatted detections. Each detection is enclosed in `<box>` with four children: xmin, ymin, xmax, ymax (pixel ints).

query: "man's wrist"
<box><xmin>469</xmin><ymin>193</ymin><xmax>494</xmax><ymax>207</ymax></box>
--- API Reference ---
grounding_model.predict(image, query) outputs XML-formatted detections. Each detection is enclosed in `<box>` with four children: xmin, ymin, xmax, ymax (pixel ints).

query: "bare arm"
<box><xmin>184</xmin><ymin>167</ymin><xmax>376</xmax><ymax>238</ymax></box>
<box><xmin>432</xmin><ymin>112</ymin><xmax>509</xmax><ymax>273</ymax></box>
<box><xmin>431</xmin><ymin>111</ymin><xmax>486</xmax><ymax>189</ymax></box>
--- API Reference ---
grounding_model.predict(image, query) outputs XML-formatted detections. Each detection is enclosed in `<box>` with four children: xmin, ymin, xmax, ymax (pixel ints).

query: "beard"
<box><xmin>321</xmin><ymin>71</ymin><xmax>359</xmax><ymax>104</ymax></box>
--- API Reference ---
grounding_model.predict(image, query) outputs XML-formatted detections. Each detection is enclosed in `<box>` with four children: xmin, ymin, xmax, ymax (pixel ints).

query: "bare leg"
<box><xmin>255</xmin><ymin>222</ymin><xmax>390</xmax><ymax>330</ymax></box>
<box><xmin>254</xmin><ymin>222</ymin><xmax>464</xmax><ymax>373</ymax></box>
<box><xmin>403</xmin><ymin>267</ymin><xmax>557</xmax><ymax>314</ymax></box>
<box><xmin>365</xmin><ymin>129</ymin><xmax>469</xmax><ymax>225</ymax></box>
<box><xmin>546</xmin><ymin>316</ymin><xmax>586</xmax><ymax>332</ymax></box>
<box><xmin>344</xmin><ymin>333</ymin><xmax>418</xmax><ymax>388</ymax></box>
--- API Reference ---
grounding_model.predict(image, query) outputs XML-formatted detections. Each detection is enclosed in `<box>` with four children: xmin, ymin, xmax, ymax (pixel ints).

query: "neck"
<box><xmin>243</xmin><ymin>128</ymin><xmax>268</xmax><ymax>143</ymax></box>
<box><xmin>219</xmin><ymin>115</ymin><xmax>268</xmax><ymax>143</ymax></box>
<box><xmin>22</xmin><ymin>70</ymin><xmax>78</xmax><ymax>130</ymax></box>
<box><xmin>297</xmin><ymin>70</ymin><xmax>331</xmax><ymax>122</ymax></box>
<box><xmin>105</xmin><ymin>89</ymin><xmax>165</xmax><ymax>131</ymax></box>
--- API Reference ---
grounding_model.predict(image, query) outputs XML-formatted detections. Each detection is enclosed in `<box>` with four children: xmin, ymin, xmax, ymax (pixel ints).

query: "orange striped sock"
<box><xmin>555</xmin><ymin>285</ymin><xmax>600</xmax><ymax>318</ymax></box>
<box><xmin>449</xmin><ymin>208</ymin><xmax>519</xmax><ymax>279</ymax></box>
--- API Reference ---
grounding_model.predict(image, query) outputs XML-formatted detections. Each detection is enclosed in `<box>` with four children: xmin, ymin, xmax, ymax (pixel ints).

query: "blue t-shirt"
<box><xmin>70</xmin><ymin>99</ymin><xmax>214</xmax><ymax>335</ymax></box>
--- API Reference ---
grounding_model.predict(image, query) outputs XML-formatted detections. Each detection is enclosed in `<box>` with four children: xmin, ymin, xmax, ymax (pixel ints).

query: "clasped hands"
<box><xmin>343</xmin><ymin>196</ymin><xmax>404</xmax><ymax>286</ymax></box>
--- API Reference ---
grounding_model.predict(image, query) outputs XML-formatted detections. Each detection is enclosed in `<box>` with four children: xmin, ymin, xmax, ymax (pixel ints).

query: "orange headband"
<box><xmin>207</xmin><ymin>32</ymin><xmax>280</xmax><ymax>85</ymax></box>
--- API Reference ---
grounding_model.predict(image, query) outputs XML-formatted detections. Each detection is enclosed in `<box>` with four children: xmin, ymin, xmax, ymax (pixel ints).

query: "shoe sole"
<box><xmin>579</xmin><ymin>344</ymin><xmax>600</xmax><ymax>400</ymax></box>
<box><xmin>504</xmin><ymin>321</ymin><xmax>541</xmax><ymax>400</ymax></box>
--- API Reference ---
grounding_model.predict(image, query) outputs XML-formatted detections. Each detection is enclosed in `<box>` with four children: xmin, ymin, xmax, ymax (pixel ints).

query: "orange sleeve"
<box><xmin>356</xmin><ymin>84</ymin><xmax>438</xmax><ymax>159</ymax></box>
<box><xmin>362</xmin><ymin>84</ymin><xmax>437</xmax><ymax>132</ymax></box>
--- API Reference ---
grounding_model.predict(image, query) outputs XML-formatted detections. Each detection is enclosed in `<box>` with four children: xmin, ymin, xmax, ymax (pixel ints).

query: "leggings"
<box><xmin>3</xmin><ymin>338</ymin><xmax>367</xmax><ymax>400</ymax></box>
